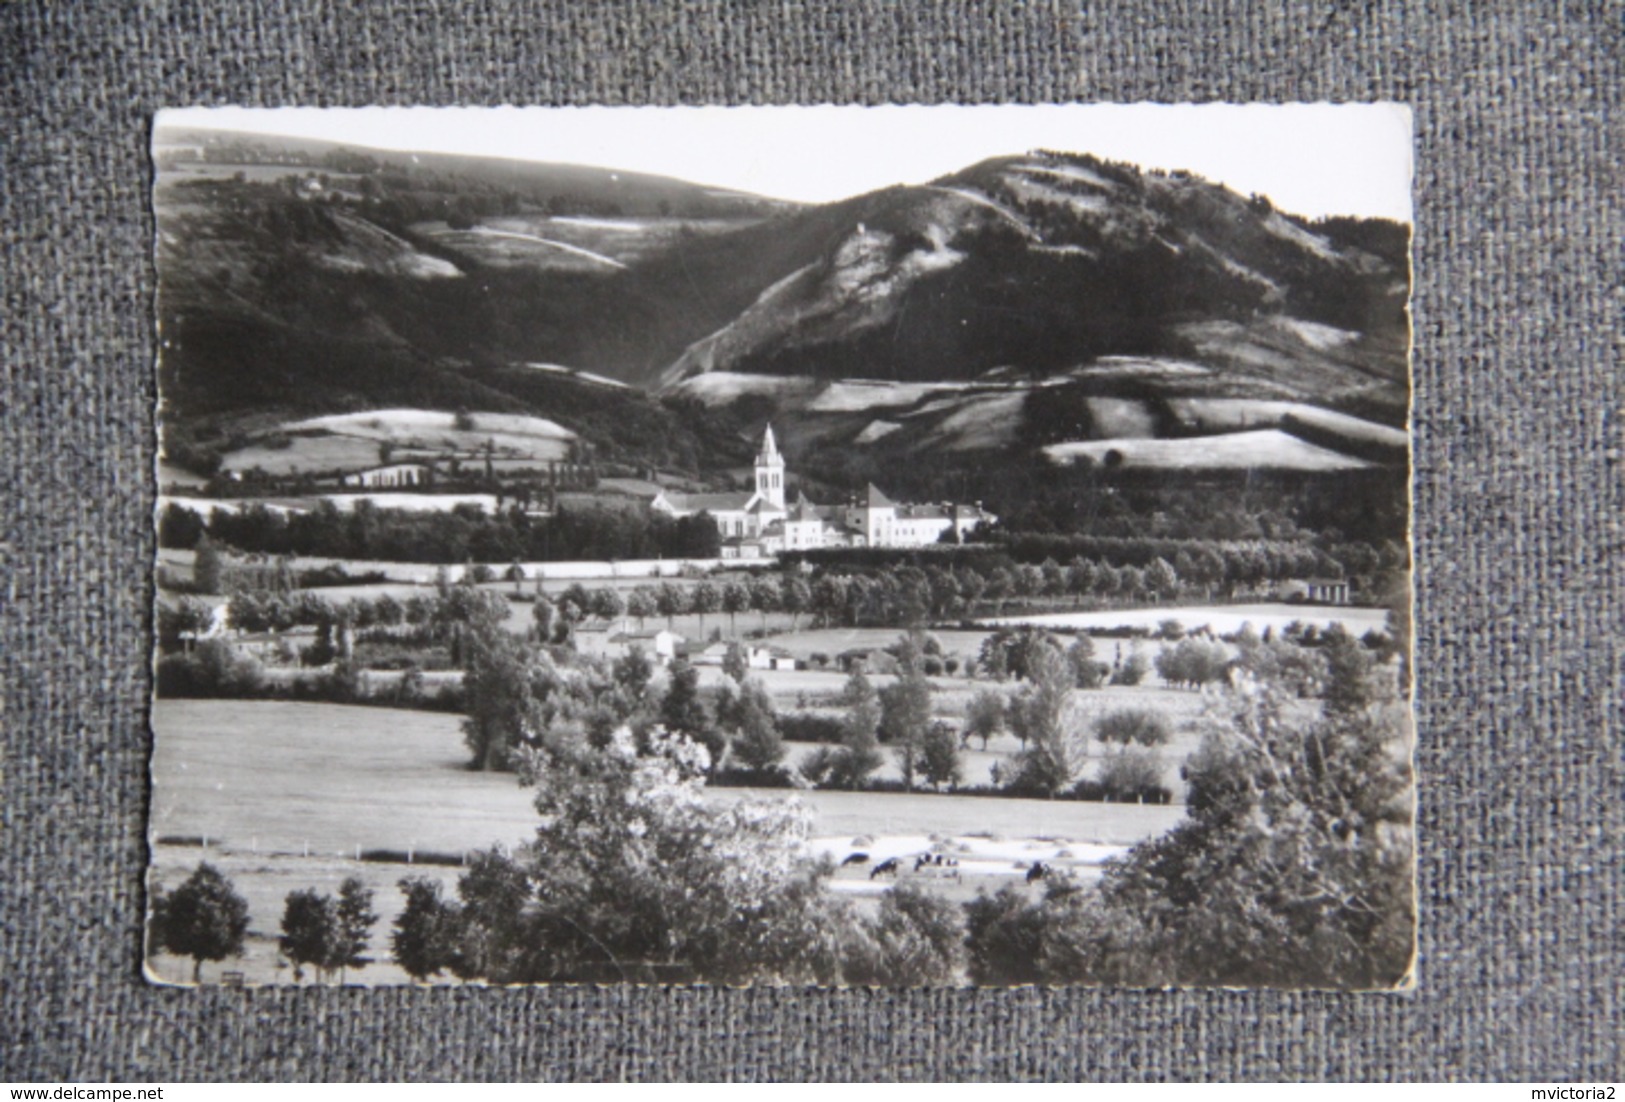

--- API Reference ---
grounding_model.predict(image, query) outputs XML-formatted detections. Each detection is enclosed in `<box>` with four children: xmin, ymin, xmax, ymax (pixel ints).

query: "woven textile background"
<box><xmin>2</xmin><ymin>0</ymin><xmax>1620</xmax><ymax>1082</ymax></box>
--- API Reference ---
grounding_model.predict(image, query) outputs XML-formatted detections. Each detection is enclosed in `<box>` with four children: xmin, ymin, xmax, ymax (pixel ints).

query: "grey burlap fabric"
<box><xmin>3</xmin><ymin>0</ymin><xmax>1620</xmax><ymax>1082</ymax></box>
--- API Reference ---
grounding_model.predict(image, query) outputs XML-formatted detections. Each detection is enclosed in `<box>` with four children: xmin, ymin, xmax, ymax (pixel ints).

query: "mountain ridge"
<box><xmin>153</xmin><ymin>138</ymin><xmax>1409</xmax><ymax>482</ymax></box>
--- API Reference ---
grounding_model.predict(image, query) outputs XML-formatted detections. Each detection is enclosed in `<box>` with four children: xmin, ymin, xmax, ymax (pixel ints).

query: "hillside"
<box><xmin>659</xmin><ymin>152</ymin><xmax>1407</xmax><ymax>402</ymax></box>
<box><xmin>153</xmin><ymin>135</ymin><xmax>1408</xmax><ymax>487</ymax></box>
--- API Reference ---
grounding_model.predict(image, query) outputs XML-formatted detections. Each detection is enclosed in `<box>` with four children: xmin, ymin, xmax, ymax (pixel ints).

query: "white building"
<box><xmin>606</xmin><ymin>629</ymin><xmax>684</xmax><ymax>666</ymax></box>
<box><xmin>340</xmin><ymin>462</ymin><xmax>432</xmax><ymax>489</ymax></box>
<box><xmin>650</xmin><ymin>426</ymin><xmax>789</xmax><ymax>551</ymax></box>
<box><xmin>651</xmin><ymin>426</ymin><xmax>994</xmax><ymax>557</ymax></box>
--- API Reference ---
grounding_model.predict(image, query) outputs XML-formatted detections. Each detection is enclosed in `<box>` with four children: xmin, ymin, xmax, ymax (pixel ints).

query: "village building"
<box><xmin>650</xmin><ymin>425</ymin><xmax>994</xmax><ymax>558</ymax></box>
<box><xmin>606</xmin><ymin>628</ymin><xmax>684</xmax><ymax>666</ymax></box>
<box><xmin>339</xmin><ymin>462</ymin><xmax>433</xmax><ymax>489</ymax></box>
<box><xmin>1301</xmin><ymin>577</ymin><xmax>1352</xmax><ymax>604</ymax></box>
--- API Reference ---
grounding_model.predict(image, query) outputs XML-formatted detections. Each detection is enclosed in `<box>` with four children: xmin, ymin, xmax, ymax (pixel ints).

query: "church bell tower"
<box><xmin>754</xmin><ymin>424</ymin><xmax>786</xmax><ymax>510</ymax></box>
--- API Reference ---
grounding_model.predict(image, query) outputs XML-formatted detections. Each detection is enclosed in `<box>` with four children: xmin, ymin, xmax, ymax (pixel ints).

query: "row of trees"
<box><xmin>148</xmin><ymin>863</ymin><xmax>381</xmax><ymax>984</ymax></box>
<box><xmin>160</xmin><ymin>500</ymin><xmax>722</xmax><ymax>566</ymax></box>
<box><xmin>162</xmin><ymin>497</ymin><xmax>1403</xmax><ymax>609</ymax></box>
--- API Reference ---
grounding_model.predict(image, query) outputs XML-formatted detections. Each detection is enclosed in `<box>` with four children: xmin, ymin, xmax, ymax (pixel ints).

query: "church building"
<box><xmin>650</xmin><ymin>426</ymin><xmax>995</xmax><ymax>558</ymax></box>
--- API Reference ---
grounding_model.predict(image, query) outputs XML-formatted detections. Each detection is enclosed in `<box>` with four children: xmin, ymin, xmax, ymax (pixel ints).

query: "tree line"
<box><xmin>160</xmin><ymin>500</ymin><xmax>721</xmax><ymax>565</ymax></box>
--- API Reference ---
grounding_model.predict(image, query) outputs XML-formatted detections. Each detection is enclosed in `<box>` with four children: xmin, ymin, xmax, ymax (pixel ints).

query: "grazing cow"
<box><xmin>914</xmin><ymin>854</ymin><xmax>933</xmax><ymax>873</ymax></box>
<box><xmin>1026</xmin><ymin>861</ymin><xmax>1051</xmax><ymax>884</ymax></box>
<box><xmin>870</xmin><ymin>857</ymin><xmax>900</xmax><ymax>879</ymax></box>
<box><xmin>841</xmin><ymin>852</ymin><xmax>870</xmax><ymax>867</ymax></box>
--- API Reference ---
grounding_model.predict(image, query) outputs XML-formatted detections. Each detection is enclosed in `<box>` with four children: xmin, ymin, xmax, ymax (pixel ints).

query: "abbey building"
<box><xmin>649</xmin><ymin>426</ymin><xmax>994</xmax><ymax>558</ymax></box>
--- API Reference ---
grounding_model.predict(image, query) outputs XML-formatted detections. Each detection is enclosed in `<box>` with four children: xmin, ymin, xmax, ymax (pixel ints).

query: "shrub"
<box><xmin>154</xmin><ymin>639</ymin><xmax>266</xmax><ymax>699</ymax></box>
<box><xmin>778</xmin><ymin>711</ymin><xmax>845</xmax><ymax>743</ymax></box>
<box><xmin>795</xmin><ymin>746</ymin><xmax>844</xmax><ymax>788</ymax></box>
<box><xmin>842</xmin><ymin>883</ymin><xmax>967</xmax><ymax>985</ymax></box>
<box><xmin>1110</xmin><ymin>649</ymin><xmax>1149</xmax><ymax>686</ymax></box>
<box><xmin>963</xmin><ymin>885</ymin><xmax>1048</xmax><ymax>985</ymax></box>
<box><xmin>795</xmin><ymin>743</ymin><xmax>881</xmax><ymax>790</ymax></box>
<box><xmin>1096</xmin><ymin>746</ymin><xmax>1166</xmax><ymax>801</ymax></box>
<box><xmin>1155</xmin><ymin>637</ymin><xmax>1231</xmax><ymax>689</ymax></box>
<box><xmin>1093</xmin><ymin>708</ymin><xmax>1172</xmax><ymax>747</ymax></box>
<box><xmin>1067</xmin><ymin>636</ymin><xmax>1108</xmax><ymax>689</ymax></box>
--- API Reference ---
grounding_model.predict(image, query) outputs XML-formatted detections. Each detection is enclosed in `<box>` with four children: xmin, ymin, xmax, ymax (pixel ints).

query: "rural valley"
<box><xmin>147</xmin><ymin>112</ymin><xmax>1415</xmax><ymax>989</ymax></box>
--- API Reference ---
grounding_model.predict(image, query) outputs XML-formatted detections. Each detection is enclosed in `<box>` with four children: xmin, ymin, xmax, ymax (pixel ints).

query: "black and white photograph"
<box><xmin>146</xmin><ymin>104</ymin><xmax>1416</xmax><ymax>989</ymax></box>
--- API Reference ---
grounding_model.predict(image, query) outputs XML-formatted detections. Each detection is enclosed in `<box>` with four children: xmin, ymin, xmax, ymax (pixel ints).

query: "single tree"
<box><xmin>333</xmin><ymin>876</ymin><xmax>378</xmax><ymax>982</ymax></box>
<box><xmin>655</xmin><ymin>582</ymin><xmax>688</xmax><ymax>630</ymax></box>
<box><xmin>1111</xmin><ymin>646</ymin><xmax>1149</xmax><ymax>686</ymax></box>
<box><xmin>590</xmin><ymin>587</ymin><xmax>626</xmax><ymax>626</ymax></box>
<box><xmin>626</xmin><ymin>585</ymin><xmax>657</xmax><ymax>631</ymax></box>
<box><xmin>613</xmin><ymin>645</ymin><xmax>655</xmax><ymax>702</ymax></box>
<box><xmin>391</xmin><ymin>877</ymin><xmax>461</xmax><ymax>983</ymax></box>
<box><xmin>879</xmin><ymin>636</ymin><xmax>933</xmax><ymax>790</ymax></box>
<box><xmin>159</xmin><ymin>862</ymin><xmax>250</xmax><ymax>982</ymax></box>
<box><xmin>731</xmin><ymin>678</ymin><xmax>785</xmax><ymax>772</ymax></box>
<box><xmin>1006</xmin><ymin>642</ymin><xmax>1084</xmax><ymax>797</ymax></box>
<box><xmin>1145</xmin><ymin>557</ymin><xmax>1179</xmax><ymax>601</ymax></box>
<box><xmin>660</xmin><ymin>659</ymin><xmax>716</xmax><ymax>761</ymax></box>
<box><xmin>748</xmin><ymin>575</ymin><xmax>780</xmax><ymax>630</ymax></box>
<box><xmin>531</xmin><ymin>596</ymin><xmax>558</xmax><ymax>643</ymax></box>
<box><xmin>689</xmin><ymin>581</ymin><xmax>720</xmax><ymax>637</ymax></box>
<box><xmin>721</xmin><ymin>580</ymin><xmax>750</xmax><ymax>636</ymax></box>
<box><xmin>193</xmin><ymin>535</ymin><xmax>224</xmax><ymax>595</ymax></box>
<box><xmin>1067</xmin><ymin>635</ymin><xmax>1107</xmax><ymax>689</ymax></box>
<box><xmin>279</xmin><ymin>888</ymin><xmax>338</xmax><ymax>983</ymax></box>
<box><xmin>461</xmin><ymin>626</ymin><xmax>538</xmax><ymax>771</ymax></box>
<box><xmin>963</xmin><ymin>688</ymin><xmax>1007</xmax><ymax>751</ymax></box>
<box><xmin>722</xmin><ymin>640</ymin><xmax>749</xmax><ymax>683</ymax></box>
<box><xmin>835</xmin><ymin>664</ymin><xmax>884</xmax><ymax>788</ymax></box>
<box><xmin>780</xmin><ymin>575</ymin><xmax>812</xmax><ymax>631</ymax></box>
<box><xmin>919</xmin><ymin>720</ymin><xmax>965</xmax><ymax>791</ymax></box>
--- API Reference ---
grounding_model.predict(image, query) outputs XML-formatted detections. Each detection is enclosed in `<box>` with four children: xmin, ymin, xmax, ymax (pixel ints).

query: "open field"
<box><xmin>152</xmin><ymin>700</ymin><xmax>537</xmax><ymax>856</ymax></box>
<box><xmin>150</xmin><ymin>696</ymin><xmax>1188</xmax><ymax>984</ymax></box>
<box><xmin>154</xmin><ymin>699</ymin><xmax>1191</xmax><ymax>856</ymax></box>
<box><xmin>152</xmin><ymin>685</ymin><xmax>1196</xmax><ymax>988</ymax></box>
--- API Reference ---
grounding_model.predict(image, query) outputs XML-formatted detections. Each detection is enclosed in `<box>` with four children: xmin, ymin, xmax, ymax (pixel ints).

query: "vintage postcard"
<box><xmin>147</xmin><ymin>104</ymin><xmax>1415</xmax><ymax>988</ymax></box>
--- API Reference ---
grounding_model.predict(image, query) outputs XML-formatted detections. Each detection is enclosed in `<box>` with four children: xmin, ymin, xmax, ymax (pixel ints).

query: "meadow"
<box><xmin>148</xmin><ymin>696</ymin><xmax>1189</xmax><ymax>984</ymax></box>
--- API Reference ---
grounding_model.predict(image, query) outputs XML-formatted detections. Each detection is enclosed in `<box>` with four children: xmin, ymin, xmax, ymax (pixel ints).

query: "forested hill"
<box><xmin>154</xmin><ymin>129</ymin><xmax>1408</xmax><ymax>481</ymax></box>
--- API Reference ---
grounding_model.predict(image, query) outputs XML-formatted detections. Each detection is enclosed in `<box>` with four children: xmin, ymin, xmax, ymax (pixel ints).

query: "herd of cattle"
<box><xmin>839</xmin><ymin>851</ymin><xmax>1056</xmax><ymax>884</ymax></box>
